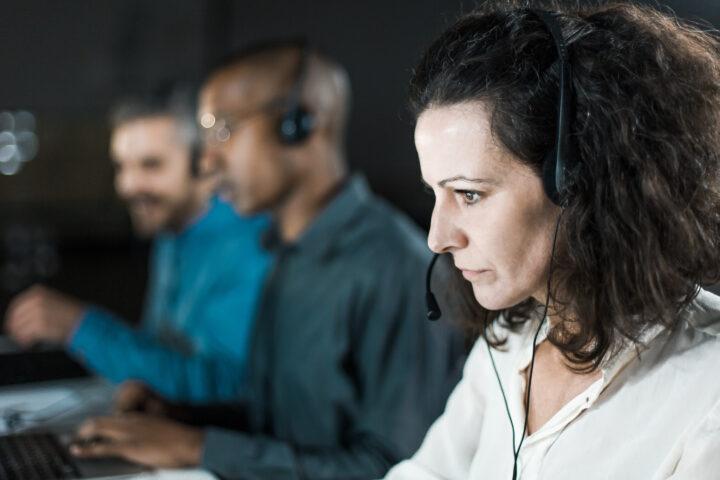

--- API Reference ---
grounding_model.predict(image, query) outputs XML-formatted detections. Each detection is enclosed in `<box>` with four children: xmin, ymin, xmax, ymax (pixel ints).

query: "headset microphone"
<box><xmin>425</xmin><ymin>253</ymin><xmax>442</xmax><ymax>320</ymax></box>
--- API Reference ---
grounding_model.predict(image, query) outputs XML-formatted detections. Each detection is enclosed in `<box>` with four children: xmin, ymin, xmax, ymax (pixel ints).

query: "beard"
<box><xmin>123</xmin><ymin>194</ymin><xmax>172</xmax><ymax>237</ymax></box>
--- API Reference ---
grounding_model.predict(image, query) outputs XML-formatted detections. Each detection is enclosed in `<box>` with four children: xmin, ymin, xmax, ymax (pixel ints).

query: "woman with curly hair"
<box><xmin>385</xmin><ymin>2</ymin><xmax>720</xmax><ymax>479</ymax></box>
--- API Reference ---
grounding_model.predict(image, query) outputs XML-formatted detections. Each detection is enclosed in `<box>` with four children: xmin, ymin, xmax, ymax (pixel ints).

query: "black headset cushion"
<box><xmin>279</xmin><ymin>106</ymin><xmax>314</xmax><ymax>145</ymax></box>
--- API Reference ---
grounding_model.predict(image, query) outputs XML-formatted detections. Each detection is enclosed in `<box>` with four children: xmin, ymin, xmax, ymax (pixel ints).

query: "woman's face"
<box><xmin>416</xmin><ymin>102</ymin><xmax>561</xmax><ymax>310</ymax></box>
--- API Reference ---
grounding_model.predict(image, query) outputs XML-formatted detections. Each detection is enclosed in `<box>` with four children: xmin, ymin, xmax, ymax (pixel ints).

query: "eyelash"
<box><xmin>422</xmin><ymin>185</ymin><xmax>484</xmax><ymax>205</ymax></box>
<box><xmin>455</xmin><ymin>190</ymin><xmax>483</xmax><ymax>205</ymax></box>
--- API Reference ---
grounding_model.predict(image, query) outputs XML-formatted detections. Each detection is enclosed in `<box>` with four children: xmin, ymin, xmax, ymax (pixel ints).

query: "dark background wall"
<box><xmin>0</xmin><ymin>1</ymin><xmax>718</xmax><ymax>321</ymax></box>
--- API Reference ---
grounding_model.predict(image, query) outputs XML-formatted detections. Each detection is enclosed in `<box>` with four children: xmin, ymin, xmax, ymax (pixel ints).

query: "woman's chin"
<box><xmin>472</xmin><ymin>285</ymin><xmax>525</xmax><ymax>312</ymax></box>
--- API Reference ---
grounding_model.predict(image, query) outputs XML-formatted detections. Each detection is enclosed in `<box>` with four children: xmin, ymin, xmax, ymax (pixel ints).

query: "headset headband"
<box><xmin>285</xmin><ymin>41</ymin><xmax>310</xmax><ymax>113</ymax></box>
<box><xmin>277</xmin><ymin>40</ymin><xmax>315</xmax><ymax>145</ymax></box>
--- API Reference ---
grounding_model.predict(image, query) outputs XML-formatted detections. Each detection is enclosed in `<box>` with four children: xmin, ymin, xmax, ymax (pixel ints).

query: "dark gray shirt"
<box><xmin>201</xmin><ymin>175</ymin><xmax>464</xmax><ymax>480</ymax></box>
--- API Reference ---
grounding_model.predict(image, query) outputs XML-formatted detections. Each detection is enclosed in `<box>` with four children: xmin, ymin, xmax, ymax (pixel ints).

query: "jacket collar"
<box><xmin>262</xmin><ymin>174</ymin><xmax>372</xmax><ymax>259</ymax></box>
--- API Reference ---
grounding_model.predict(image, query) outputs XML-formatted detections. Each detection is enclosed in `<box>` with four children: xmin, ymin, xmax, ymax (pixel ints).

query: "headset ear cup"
<box><xmin>279</xmin><ymin>106</ymin><xmax>315</xmax><ymax>145</ymax></box>
<box><xmin>542</xmin><ymin>151</ymin><xmax>563</xmax><ymax>206</ymax></box>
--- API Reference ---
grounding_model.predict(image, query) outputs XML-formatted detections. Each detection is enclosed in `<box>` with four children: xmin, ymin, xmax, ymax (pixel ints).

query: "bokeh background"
<box><xmin>1</xmin><ymin>0</ymin><xmax>718</xmax><ymax>322</ymax></box>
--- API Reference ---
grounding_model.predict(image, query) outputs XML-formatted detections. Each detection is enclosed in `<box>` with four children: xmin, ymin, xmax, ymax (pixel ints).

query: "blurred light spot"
<box><xmin>0</xmin><ymin>131</ymin><xmax>14</xmax><ymax>147</ymax></box>
<box><xmin>14</xmin><ymin>111</ymin><xmax>36</xmax><ymax>132</ymax></box>
<box><xmin>0</xmin><ymin>109</ymin><xmax>39</xmax><ymax>174</ymax></box>
<box><xmin>0</xmin><ymin>145</ymin><xmax>17</xmax><ymax>163</ymax></box>
<box><xmin>200</xmin><ymin>113</ymin><xmax>216</xmax><ymax>128</ymax></box>
<box><xmin>0</xmin><ymin>144</ymin><xmax>16</xmax><ymax>163</ymax></box>
<box><xmin>0</xmin><ymin>156</ymin><xmax>21</xmax><ymax>175</ymax></box>
<box><xmin>15</xmin><ymin>131</ymin><xmax>38</xmax><ymax>160</ymax></box>
<box><xmin>0</xmin><ymin>111</ymin><xmax>14</xmax><ymax>131</ymax></box>
<box><xmin>216</xmin><ymin>127</ymin><xmax>231</xmax><ymax>142</ymax></box>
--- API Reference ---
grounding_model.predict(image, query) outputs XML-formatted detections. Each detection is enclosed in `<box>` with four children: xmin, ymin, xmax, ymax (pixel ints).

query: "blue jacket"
<box><xmin>69</xmin><ymin>197</ymin><xmax>271</xmax><ymax>403</ymax></box>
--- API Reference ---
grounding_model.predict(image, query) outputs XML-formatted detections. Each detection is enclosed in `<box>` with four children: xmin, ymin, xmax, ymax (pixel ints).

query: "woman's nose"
<box><xmin>427</xmin><ymin>201</ymin><xmax>468</xmax><ymax>254</ymax></box>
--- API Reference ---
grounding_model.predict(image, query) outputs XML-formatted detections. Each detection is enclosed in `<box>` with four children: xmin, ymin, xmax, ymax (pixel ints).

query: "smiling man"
<box><xmin>4</xmin><ymin>89</ymin><xmax>271</xmax><ymax>403</ymax></box>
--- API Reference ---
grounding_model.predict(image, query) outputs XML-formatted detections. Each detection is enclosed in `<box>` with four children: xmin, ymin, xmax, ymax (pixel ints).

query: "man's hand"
<box><xmin>70</xmin><ymin>414</ymin><xmax>205</xmax><ymax>468</ymax></box>
<box><xmin>4</xmin><ymin>285</ymin><xmax>85</xmax><ymax>347</ymax></box>
<box><xmin>114</xmin><ymin>381</ymin><xmax>171</xmax><ymax>416</ymax></box>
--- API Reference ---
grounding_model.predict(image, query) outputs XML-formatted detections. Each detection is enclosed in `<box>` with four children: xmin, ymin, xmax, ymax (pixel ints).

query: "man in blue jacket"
<box><xmin>4</xmin><ymin>90</ymin><xmax>271</xmax><ymax>403</ymax></box>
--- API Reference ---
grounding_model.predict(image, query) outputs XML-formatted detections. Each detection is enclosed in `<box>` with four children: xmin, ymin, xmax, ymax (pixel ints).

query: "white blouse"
<box><xmin>385</xmin><ymin>288</ymin><xmax>720</xmax><ymax>480</ymax></box>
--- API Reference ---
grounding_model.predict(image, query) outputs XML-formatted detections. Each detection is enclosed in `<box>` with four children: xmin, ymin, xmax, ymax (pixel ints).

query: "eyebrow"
<box><xmin>428</xmin><ymin>175</ymin><xmax>498</xmax><ymax>188</ymax></box>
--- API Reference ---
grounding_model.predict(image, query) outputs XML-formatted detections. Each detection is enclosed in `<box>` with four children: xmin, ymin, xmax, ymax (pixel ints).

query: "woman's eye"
<box><xmin>456</xmin><ymin>190</ymin><xmax>482</xmax><ymax>205</ymax></box>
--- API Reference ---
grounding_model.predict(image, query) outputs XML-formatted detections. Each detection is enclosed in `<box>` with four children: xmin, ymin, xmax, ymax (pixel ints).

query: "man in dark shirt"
<box><xmin>71</xmin><ymin>40</ymin><xmax>464</xmax><ymax>479</ymax></box>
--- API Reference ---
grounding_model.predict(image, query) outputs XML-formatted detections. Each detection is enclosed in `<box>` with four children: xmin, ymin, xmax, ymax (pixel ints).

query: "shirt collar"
<box><xmin>514</xmin><ymin>308</ymin><xmax>667</xmax><ymax>389</ymax></box>
<box><xmin>685</xmin><ymin>287</ymin><xmax>720</xmax><ymax>336</ymax></box>
<box><xmin>601</xmin><ymin>288</ymin><xmax>720</xmax><ymax>384</ymax></box>
<box><xmin>599</xmin><ymin>323</ymin><xmax>666</xmax><ymax>387</ymax></box>
<box><xmin>157</xmin><ymin>195</ymin><xmax>221</xmax><ymax>243</ymax></box>
<box><xmin>261</xmin><ymin>174</ymin><xmax>372</xmax><ymax>258</ymax></box>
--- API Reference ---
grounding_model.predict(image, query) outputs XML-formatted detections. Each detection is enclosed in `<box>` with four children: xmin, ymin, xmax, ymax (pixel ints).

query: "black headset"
<box><xmin>425</xmin><ymin>253</ymin><xmax>442</xmax><ymax>320</ymax></box>
<box><xmin>535</xmin><ymin>9</ymin><xmax>576</xmax><ymax>208</ymax></box>
<box><xmin>424</xmin><ymin>10</ymin><xmax>574</xmax><ymax>479</ymax></box>
<box><xmin>277</xmin><ymin>42</ymin><xmax>316</xmax><ymax>145</ymax></box>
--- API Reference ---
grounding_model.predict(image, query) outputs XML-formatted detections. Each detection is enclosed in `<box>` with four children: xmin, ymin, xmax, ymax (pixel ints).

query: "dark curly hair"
<box><xmin>411</xmin><ymin>1</ymin><xmax>720</xmax><ymax>369</ymax></box>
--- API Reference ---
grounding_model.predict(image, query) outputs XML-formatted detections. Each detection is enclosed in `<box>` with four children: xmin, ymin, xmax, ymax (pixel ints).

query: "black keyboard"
<box><xmin>0</xmin><ymin>433</ymin><xmax>81</xmax><ymax>479</ymax></box>
<box><xmin>0</xmin><ymin>351</ymin><xmax>90</xmax><ymax>387</ymax></box>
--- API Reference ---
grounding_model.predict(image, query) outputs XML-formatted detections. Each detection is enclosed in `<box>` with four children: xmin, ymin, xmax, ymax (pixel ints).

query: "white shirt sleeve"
<box><xmin>667</xmin><ymin>396</ymin><xmax>720</xmax><ymax>479</ymax></box>
<box><xmin>384</xmin><ymin>338</ymin><xmax>488</xmax><ymax>479</ymax></box>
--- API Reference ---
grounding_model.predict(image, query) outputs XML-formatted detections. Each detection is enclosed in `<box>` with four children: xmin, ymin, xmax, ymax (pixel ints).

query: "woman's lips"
<box><xmin>458</xmin><ymin>268</ymin><xmax>488</xmax><ymax>280</ymax></box>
